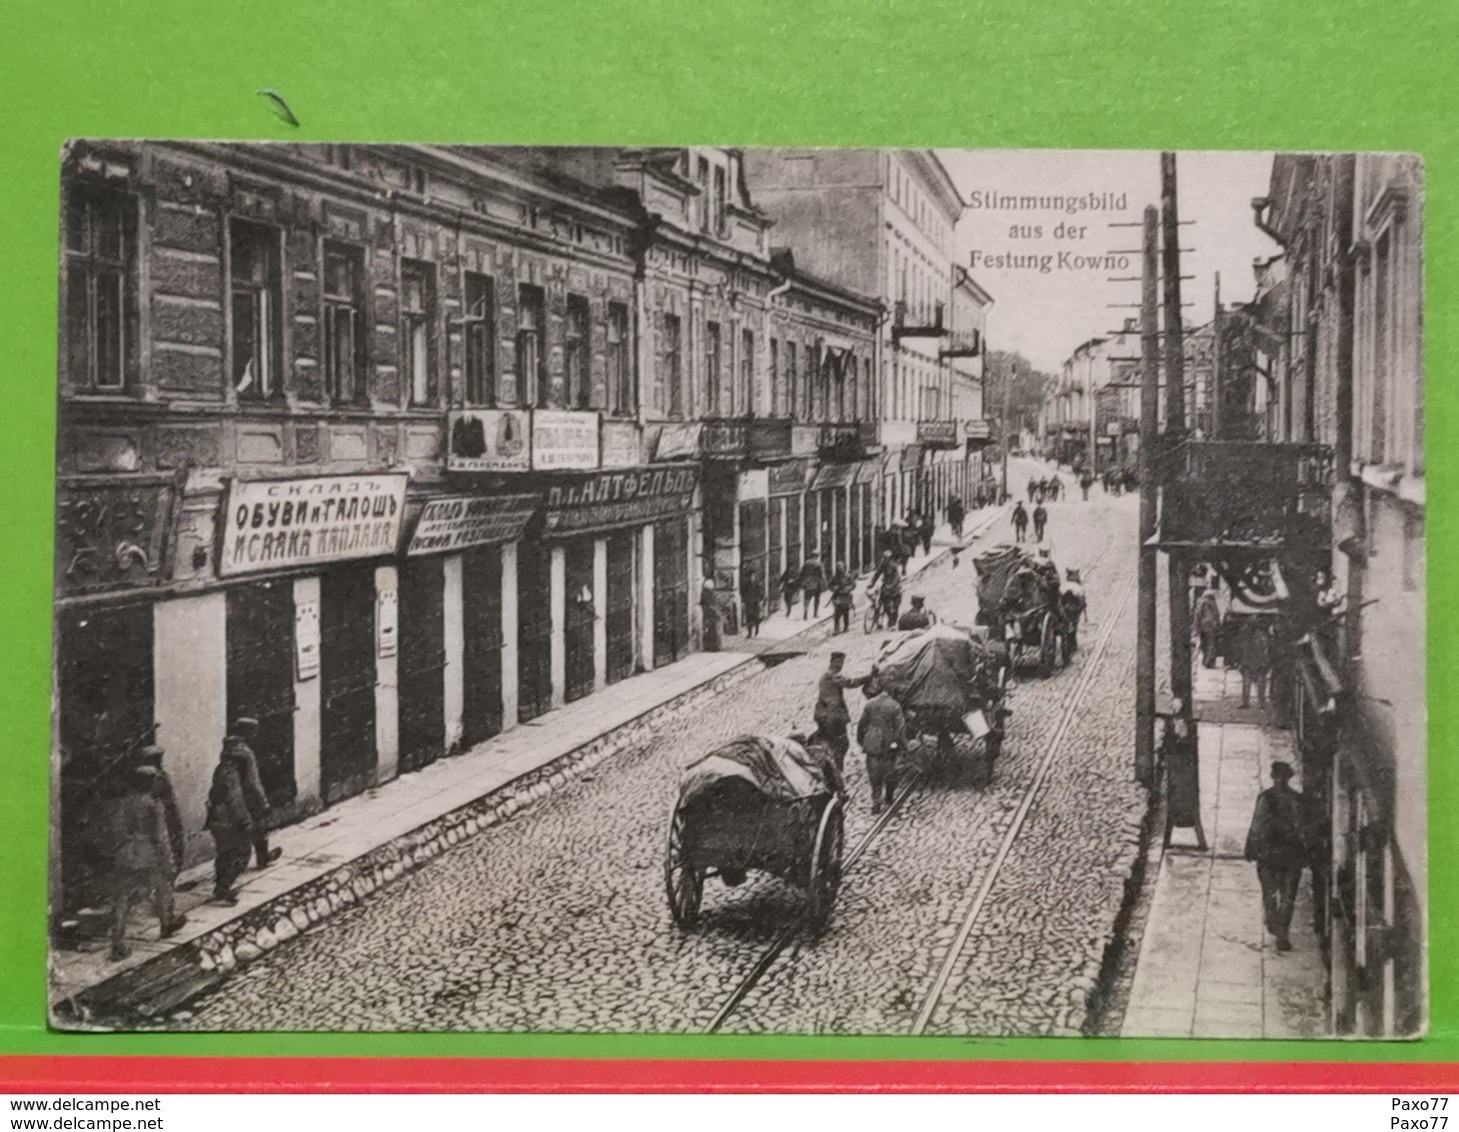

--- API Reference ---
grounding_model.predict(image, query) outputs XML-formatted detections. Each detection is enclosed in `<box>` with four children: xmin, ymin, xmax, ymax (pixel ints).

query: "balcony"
<box><xmin>891</xmin><ymin>300</ymin><xmax>948</xmax><ymax>344</ymax></box>
<box><xmin>1160</xmin><ymin>441</ymin><xmax>1334</xmax><ymax>550</ymax></box>
<box><xmin>915</xmin><ymin>420</ymin><xmax>960</xmax><ymax>450</ymax></box>
<box><xmin>938</xmin><ymin>330</ymin><xmax>983</xmax><ymax>360</ymax></box>
<box><xmin>818</xmin><ymin>421</ymin><xmax>878</xmax><ymax>463</ymax></box>
<box><xmin>700</xmin><ymin>416</ymin><xmax>797</xmax><ymax>463</ymax></box>
<box><xmin>747</xmin><ymin>417</ymin><xmax>794</xmax><ymax>463</ymax></box>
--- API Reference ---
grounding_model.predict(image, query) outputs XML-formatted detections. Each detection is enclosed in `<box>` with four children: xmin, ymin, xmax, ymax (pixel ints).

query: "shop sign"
<box><xmin>600</xmin><ymin>420</ymin><xmax>643</xmax><ymax>469</ymax></box>
<box><xmin>543</xmin><ymin>465</ymin><xmax>700</xmax><ymax>539</ymax></box>
<box><xmin>818</xmin><ymin>422</ymin><xmax>865</xmax><ymax>462</ymax></box>
<box><xmin>791</xmin><ymin>424</ymin><xmax>820</xmax><ymax>458</ymax></box>
<box><xmin>55</xmin><ymin>473</ymin><xmax>183</xmax><ymax>597</ymax></box>
<box><xmin>812</xmin><ymin>462</ymin><xmax>859</xmax><ymax>491</ymax></box>
<box><xmin>964</xmin><ymin>419</ymin><xmax>994</xmax><ymax>442</ymax></box>
<box><xmin>768</xmin><ymin>458</ymin><xmax>810</xmax><ymax>496</ymax></box>
<box><xmin>900</xmin><ymin>443</ymin><xmax>925</xmax><ymax>472</ymax></box>
<box><xmin>855</xmin><ymin>455</ymin><xmax>887</xmax><ymax>485</ymax></box>
<box><xmin>532</xmin><ymin>410</ymin><xmax>600</xmax><ymax>471</ymax></box>
<box><xmin>377</xmin><ymin>585</ymin><xmax>398</xmax><ymax>659</ymax></box>
<box><xmin>701</xmin><ymin>419</ymin><xmax>748</xmax><ymax>461</ymax></box>
<box><xmin>406</xmin><ymin>492</ymin><xmax>541</xmax><ymax>556</ymax></box>
<box><xmin>748</xmin><ymin>418</ymin><xmax>794</xmax><ymax>462</ymax></box>
<box><xmin>654</xmin><ymin>422</ymin><xmax>703</xmax><ymax>461</ymax></box>
<box><xmin>447</xmin><ymin>409</ymin><xmax>531</xmax><ymax>472</ymax></box>
<box><xmin>916</xmin><ymin>420</ymin><xmax>959</xmax><ymax>449</ymax></box>
<box><xmin>294</xmin><ymin>598</ymin><xmax>320</xmax><ymax>681</ymax></box>
<box><xmin>217</xmin><ymin>473</ymin><xmax>409</xmax><ymax>577</ymax></box>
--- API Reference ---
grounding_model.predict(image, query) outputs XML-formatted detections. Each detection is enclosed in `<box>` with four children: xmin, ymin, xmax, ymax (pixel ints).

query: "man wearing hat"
<box><xmin>1244</xmin><ymin>760</ymin><xmax>1311</xmax><ymax>951</ymax></box>
<box><xmin>857</xmin><ymin>678</ymin><xmax>907</xmax><ymax>813</ymax></box>
<box><xmin>226</xmin><ymin>718</ymin><xmax>282</xmax><ymax>870</ymax></box>
<box><xmin>813</xmin><ymin>651</ymin><xmax>868</xmax><ymax>774</ymax></box>
<box><xmin>898</xmin><ymin>595</ymin><xmax>933</xmax><ymax>631</ymax></box>
<box><xmin>132</xmin><ymin>745</ymin><xmax>185</xmax><ymax>882</ymax></box>
<box><xmin>107</xmin><ymin>759</ymin><xmax>187</xmax><ymax>960</ymax></box>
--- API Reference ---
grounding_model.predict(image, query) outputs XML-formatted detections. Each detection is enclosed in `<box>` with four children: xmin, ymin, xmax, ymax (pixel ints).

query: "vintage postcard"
<box><xmin>48</xmin><ymin>144</ymin><xmax>1424</xmax><ymax>1039</ymax></box>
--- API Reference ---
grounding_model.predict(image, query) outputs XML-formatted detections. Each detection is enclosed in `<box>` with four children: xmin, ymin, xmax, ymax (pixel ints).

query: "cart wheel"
<box><xmin>664</xmin><ymin>805</ymin><xmax>702</xmax><ymax>929</ymax></box>
<box><xmin>863</xmin><ymin>602</ymin><xmax>879</xmax><ymax>634</ymax></box>
<box><xmin>1039</xmin><ymin>612</ymin><xmax>1058</xmax><ymax>676</ymax></box>
<box><xmin>805</xmin><ymin>796</ymin><xmax>845</xmax><ymax>935</ymax></box>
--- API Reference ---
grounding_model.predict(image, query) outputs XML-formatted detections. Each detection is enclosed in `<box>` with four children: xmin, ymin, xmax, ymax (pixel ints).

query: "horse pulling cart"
<box><xmin>870</xmin><ymin>623</ymin><xmax>1011</xmax><ymax>787</ymax></box>
<box><xmin>665</xmin><ymin>735</ymin><xmax>846</xmax><ymax>934</ymax></box>
<box><xmin>973</xmin><ymin>545</ymin><xmax>1082</xmax><ymax>676</ymax></box>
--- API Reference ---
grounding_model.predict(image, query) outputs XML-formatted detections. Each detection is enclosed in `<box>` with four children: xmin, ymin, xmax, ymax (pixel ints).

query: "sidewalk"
<box><xmin>1121</xmin><ymin>663</ymin><xmax>1328</xmax><ymax>1039</ymax></box>
<box><xmin>55</xmin><ymin>503</ymin><xmax>1009</xmax><ymax>1018</ymax></box>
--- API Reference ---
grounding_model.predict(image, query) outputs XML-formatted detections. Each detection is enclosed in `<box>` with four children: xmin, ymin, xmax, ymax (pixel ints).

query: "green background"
<box><xmin>2</xmin><ymin>0</ymin><xmax>1452</xmax><ymax>1067</ymax></box>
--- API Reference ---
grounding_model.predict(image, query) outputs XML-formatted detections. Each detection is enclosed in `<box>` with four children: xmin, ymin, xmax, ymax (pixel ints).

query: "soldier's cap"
<box><xmin>1272</xmin><ymin>760</ymin><xmax>1295</xmax><ymax>780</ymax></box>
<box><xmin>911</xmin><ymin>595</ymin><xmax>925</xmax><ymax>604</ymax></box>
<box><xmin>232</xmin><ymin>716</ymin><xmax>259</xmax><ymax>731</ymax></box>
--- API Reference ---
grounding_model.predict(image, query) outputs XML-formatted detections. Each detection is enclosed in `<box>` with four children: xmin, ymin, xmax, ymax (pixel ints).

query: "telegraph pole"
<box><xmin>1135</xmin><ymin>206</ymin><xmax>1160</xmax><ymax>788</ymax></box>
<box><xmin>1161</xmin><ymin>152</ymin><xmax>1195</xmax><ymax>735</ymax></box>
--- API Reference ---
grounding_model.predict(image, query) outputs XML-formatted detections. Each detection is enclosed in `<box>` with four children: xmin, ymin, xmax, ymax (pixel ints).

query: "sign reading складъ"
<box><xmin>218</xmin><ymin>474</ymin><xmax>410</xmax><ymax>576</ymax></box>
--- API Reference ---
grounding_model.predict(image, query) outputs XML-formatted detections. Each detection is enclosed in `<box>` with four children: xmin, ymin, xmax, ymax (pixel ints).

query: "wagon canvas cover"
<box><xmin>973</xmin><ymin>544</ymin><xmax>1030</xmax><ymax>609</ymax></box>
<box><xmin>873</xmin><ymin>624</ymin><xmax>987</xmax><ymax>713</ymax></box>
<box><xmin>677</xmin><ymin>735</ymin><xmax>838</xmax><ymax>807</ymax></box>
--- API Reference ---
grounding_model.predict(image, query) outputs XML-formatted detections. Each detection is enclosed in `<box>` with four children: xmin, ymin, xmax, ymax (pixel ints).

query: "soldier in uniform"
<box><xmin>227</xmin><ymin>718</ymin><xmax>283</xmax><ymax>869</ymax></box>
<box><xmin>812</xmin><ymin>652</ymin><xmax>868</xmax><ymax>774</ymax></box>
<box><xmin>107</xmin><ymin>759</ymin><xmax>187</xmax><ymax>960</ymax></box>
<box><xmin>857</xmin><ymin>679</ymin><xmax>907</xmax><ymax>813</ymax></box>
<box><xmin>898</xmin><ymin>595</ymin><xmax>934</xmax><ymax>631</ymax></box>
<box><xmin>1244</xmin><ymin>760</ymin><xmax>1311</xmax><ymax>951</ymax></box>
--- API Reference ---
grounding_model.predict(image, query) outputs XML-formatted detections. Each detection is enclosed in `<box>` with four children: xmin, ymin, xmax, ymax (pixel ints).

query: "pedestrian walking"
<box><xmin>799</xmin><ymin>553</ymin><xmax>826</xmax><ymax>619</ymax></box>
<box><xmin>1027</xmin><ymin>477</ymin><xmax>1038</xmax><ymax>503</ymax></box>
<box><xmin>131</xmin><ymin>744</ymin><xmax>184</xmax><ymax>880</ymax></box>
<box><xmin>1032</xmin><ymin>502</ymin><xmax>1048</xmax><ymax>542</ymax></box>
<box><xmin>813</xmin><ymin>651</ymin><xmax>867</xmax><ymax>774</ymax></box>
<box><xmin>1012</xmin><ymin>501</ymin><xmax>1029</xmax><ymax>542</ymax></box>
<box><xmin>830</xmin><ymin>566</ymin><xmax>855</xmax><ymax>634</ymax></box>
<box><xmin>917</xmin><ymin>511</ymin><xmax>935</xmax><ymax>556</ymax></box>
<box><xmin>226</xmin><ymin>718</ymin><xmax>282</xmax><ymax>870</ymax></box>
<box><xmin>1236</xmin><ymin>619</ymin><xmax>1273</xmax><ymax>708</ymax></box>
<box><xmin>740</xmin><ymin>563</ymin><xmax>763</xmax><ymax>638</ymax></box>
<box><xmin>947</xmin><ymin>496</ymin><xmax>965</xmax><ymax>539</ymax></box>
<box><xmin>857</xmin><ymin>679</ymin><xmax>907</xmax><ymax>813</ymax></box>
<box><xmin>870</xmin><ymin>550</ymin><xmax>903</xmax><ymax>626</ymax></box>
<box><xmin>106</xmin><ymin>756</ymin><xmax>187</xmax><ymax>960</ymax></box>
<box><xmin>1194</xmin><ymin>585</ymin><xmax>1223</xmax><ymax>668</ymax></box>
<box><xmin>1244</xmin><ymin>760</ymin><xmax>1311</xmax><ymax>951</ymax></box>
<box><xmin>204</xmin><ymin>742</ymin><xmax>256</xmax><ymax>906</ymax></box>
<box><xmin>700</xmin><ymin>578</ymin><xmax>723</xmax><ymax>651</ymax></box>
<box><xmin>1080</xmin><ymin>469</ymin><xmax>1093</xmax><ymax>501</ymax></box>
<box><xmin>780</xmin><ymin>565</ymin><xmax>802</xmax><ymax>620</ymax></box>
<box><xmin>1051</xmin><ymin>476</ymin><xmax>1063</xmax><ymax>502</ymax></box>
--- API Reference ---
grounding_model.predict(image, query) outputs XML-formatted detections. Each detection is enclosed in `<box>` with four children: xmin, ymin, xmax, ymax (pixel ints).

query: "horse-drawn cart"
<box><xmin>665</xmin><ymin>735</ymin><xmax>846</xmax><ymax>934</ymax></box>
<box><xmin>974</xmin><ymin>545</ymin><xmax>1081</xmax><ymax>676</ymax></box>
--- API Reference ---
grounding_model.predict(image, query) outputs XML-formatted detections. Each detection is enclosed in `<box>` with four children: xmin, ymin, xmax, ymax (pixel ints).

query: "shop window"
<box><xmin>323</xmin><ymin>242</ymin><xmax>366</xmax><ymax>404</ymax></box>
<box><xmin>740</xmin><ymin>328</ymin><xmax>754</xmax><ymax>414</ymax></box>
<box><xmin>607</xmin><ymin>302</ymin><xmax>632</xmax><ymax>416</ymax></box>
<box><xmin>401</xmin><ymin>258</ymin><xmax>437</xmax><ymax>406</ymax></box>
<box><xmin>463</xmin><ymin>272</ymin><xmax>495</xmax><ymax>406</ymax></box>
<box><xmin>518</xmin><ymin>283</ymin><xmax>548</xmax><ymax>407</ymax></box>
<box><xmin>769</xmin><ymin>339</ymin><xmax>780</xmax><ymax>415</ymax></box>
<box><xmin>705</xmin><ymin>321</ymin><xmax>722</xmax><ymax>415</ymax></box>
<box><xmin>63</xmin><ymin>186</ymin><xmax>135</xmax><ymax>393</ymax></box>
<box><xmin>786</xmin><ymin>342</ymin><xmax>798</xmax><ymax>422</ymax></box>
<box><xmin>566</xmin><ymin>293</ymin><xmax>591</xmax><ymax>409</ymax></box>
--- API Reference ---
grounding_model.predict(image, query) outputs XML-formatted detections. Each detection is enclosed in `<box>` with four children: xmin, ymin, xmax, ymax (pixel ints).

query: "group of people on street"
<box><xmin>1026</xmin><ymin>475</ymin><xmax>1063</xmax><ymax>504</ymax></box>
<box><xmin>1010</xmin><ymin>500</ymin><xmax>1048</xmax><ymax>544</ymax></box>
<box><xmin>808</xmin><ymin>651</ymin><xmax>906</xmax><ymax>813</ymax></box>
<box><xmin>98</xmin><ymin>717</ymin><xmax>284</xmax><ymax>960</ymax></box>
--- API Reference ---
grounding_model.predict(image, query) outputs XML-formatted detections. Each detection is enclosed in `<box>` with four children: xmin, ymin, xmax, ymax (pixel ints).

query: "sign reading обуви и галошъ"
<box><xmin>543</xmin><ymin>465</ymin><xmax>700</xmax><ymax>538</ymax></box>
<box><xmin>217</xmin><ymin>473</ymin><xmax>410</xmax><ymax>576</ymax></box>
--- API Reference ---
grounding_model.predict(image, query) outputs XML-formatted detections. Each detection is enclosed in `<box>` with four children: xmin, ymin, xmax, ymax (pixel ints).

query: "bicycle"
<box><xmin>863</xmin><ymin>586</ymin><xmax>887</xmax><ymax>633</ymax></box>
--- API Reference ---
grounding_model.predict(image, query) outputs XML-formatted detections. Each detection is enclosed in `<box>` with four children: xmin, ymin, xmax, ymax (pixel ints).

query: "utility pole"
<box><xmin>1212</xmin><ymin>272</ymin><xmax>1223</xmax><ymax>440</ymax></box>
<box><xmin>1162</xmin><ymin>152</ymin><xmax>1195</xmax><ymax>742</ymax></box>
<box><xmin>1135</xmin><ymin>206</ymin><xmax>1159</xmax><ymax>788</ymax></box>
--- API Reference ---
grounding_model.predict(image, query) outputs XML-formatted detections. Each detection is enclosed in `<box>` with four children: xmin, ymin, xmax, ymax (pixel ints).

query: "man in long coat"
<box><xmin>228</xmin><ymin>718</ymin><xmax>282</xmax><ymax>868</ymax></box>
<box><xmin>857</xmin><ymin>679</ymin><xmax>907</xmax><ymax>813</ymax></box>
<box><xmin>813</xmin><ymin>651</ymin><xmax>867</xmax><ymax>774</ymax></box>
<box><xmin>206</xmin><ymin>742</ymin><xmax>259</xmax><ymax>905</ymax></box>
<box><xmin>1244</xmin><ymin>760</ymin><xmax>1310</xmax><ymax>951</ymax></box>
<box><xmin>107</xmin><ymin>761</ymin><xmax>187</xmax><ymax>960</ymax></box>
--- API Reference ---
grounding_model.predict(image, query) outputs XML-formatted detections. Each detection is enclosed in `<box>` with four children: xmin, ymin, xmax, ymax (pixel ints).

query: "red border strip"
<box><xmin>1</xmin><ymin>1058</ymin><xmax>1457</xmax><ymax>1093</ymax></box>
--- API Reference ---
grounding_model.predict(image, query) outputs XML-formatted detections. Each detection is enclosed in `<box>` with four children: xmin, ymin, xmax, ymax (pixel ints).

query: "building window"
<box><xmin>786</xmin><ymin>341</ymin><xmax>798</xmax><ymax>423</ymax></box>
<box><xmin>323</xmin><ymin>242</ymin><xmax>365</xmax><ymax>404</ymax></box>
<box><xmin>770</xmin><ymin>339</ymin><xmax>780</xmax><ymax>415</ymax></box>
<box><xmin>518</xmin><ymin>283</ymin><xmax>547</xmax><ymax>407</ymax></box>
<box><xmin>664</xmin><ymin>313</ymin><xmax>684</xmax><ymax>419</ymax></box>
<box><xmin>1372</xmin><ymin>232</ymin><xmax>1391</xmax><ymax>465</ymax></box>
<box><xmin>740</xmin><ymin>328</ymin><xmax>754</xmax><ymax>414</ymax></box>
<box><xmin>713</xmin><ymin>166</ymin><xmax>727</xmax><ymax>235</ymax></box>
<box><xmin>462</xmin><ymin>272</ymin><xmax>495</xmax><ymax>406</ymax></box>
<box><xmin>401</xmin><ymin>259</ymin><xmax>436</xmax><ymax>406</ymax></box>
<box><xmin>705</xmin><ymin>320</ymin><xmax>722</xmax><ymax>415</ymax></box>
<box><xmin>698</xmin><ymin>157</ymin><xmax>711</xmax><ymax>233</ymax></box>
<box><xmin>230</xmin><ymin>220</ymin><xmax>283</xmax><ymax>401</ymax></box>
<box><xmin>566</xmin><ymin>293</ymin><xmax>591</xmax><ymax>409</ymax></box>
<box><xmin>606</xmin><ymin>302</ymin><xmax>631</xmax><ymax>416</ymax></box>
<box><xmin>63</xmin><ymin>187</ymin><xmax>134</xmax><ymax>393</ymax></box>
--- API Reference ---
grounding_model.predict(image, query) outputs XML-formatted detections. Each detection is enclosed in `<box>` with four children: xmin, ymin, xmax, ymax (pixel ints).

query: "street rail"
<box><xmin>704</xmin><ymin>518</ymin><xmax>1122</xmax><ymax>1035</ymax></box>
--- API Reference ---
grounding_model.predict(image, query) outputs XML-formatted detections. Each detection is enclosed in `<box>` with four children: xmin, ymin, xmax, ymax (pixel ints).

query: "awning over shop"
<box><xmin>899</xmin><ymin>443</ymin><xmax>925</xmax><ymax>472</ymax></box>
<box><xmin>406</xmin><ymin>492</ymin><xmax>541</xmax><ymax>556</ymax></box>
<box><xmin>768</xmin><ymin>457</ymin><xmax>812</xmax><ymax>496</ymax></box>
<box><xmin>855</xmin><ymin>453</ymin><xmax>890</xmax><ymax>485</ymax></box>
<box><xmin>812</xmin><ymin>461</ymin><xmax>859</xmax><ymax>491</ymax></box>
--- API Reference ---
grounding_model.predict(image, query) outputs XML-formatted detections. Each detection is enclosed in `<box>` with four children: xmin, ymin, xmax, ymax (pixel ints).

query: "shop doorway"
<box><xmin>653</xmin><ymin>517</ymin><xmax>690</xmax><ymax>666</ymax></box>
<box><xmin>739</xmin><ymin>499</ymin><xmax>767</xmax><ymax>624</ymax></box>
<box><xmin>320</xmin><ymin>565</ymin><xmax>378</xmax><ymax>806</ymax></box>
<box><xmin>564</xmin><ymin>539</ymin><xmax>596</xmax><ymax>703</ymax></box>
<box><xmin>226</xmin><ymin>578</ymin><xmax>297</xmax><ymax>808</ymax></box>
<box><xmin>517</xmin><ymin>539</ymin><xmax>553</xmax><ymax>722</ymax></box>
<box><xmin>461</xmin><ymin>544</ymin><xmax>504</xmax><ymax>747</ymax></box>
<box><xmin>398</xmin><ymin>556</ymin><xmax>446</xmax><ymax>774</ymax></box>
<box><xmin>767</xmin><ymin>497</ymin><xmax>784</xmax><ymax>613</ymax></box>
<box><xmin>605</xmin><ymin>532</ymin><xmax>636</xmax><ymax>685</ymax></box>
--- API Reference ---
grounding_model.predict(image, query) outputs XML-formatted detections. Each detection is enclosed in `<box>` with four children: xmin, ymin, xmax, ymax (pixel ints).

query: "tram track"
<box><xmin>704</xmin><ymin>519</ymin><xmax>1124</xmax><ymax>1036</ymax></box>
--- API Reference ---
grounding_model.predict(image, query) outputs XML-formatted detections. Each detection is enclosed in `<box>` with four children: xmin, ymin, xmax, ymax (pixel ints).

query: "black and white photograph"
<box><xmin>48</xmin><ymin>143</ymin><xmax>1425</xmax><ymax>1040</ymax></box>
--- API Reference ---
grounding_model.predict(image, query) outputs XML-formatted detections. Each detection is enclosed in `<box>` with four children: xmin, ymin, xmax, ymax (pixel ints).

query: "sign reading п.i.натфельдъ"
<box><xmin>218</xmin><ymin>473</ymin><xmax>410</xmax><ymax>576</ymax></box>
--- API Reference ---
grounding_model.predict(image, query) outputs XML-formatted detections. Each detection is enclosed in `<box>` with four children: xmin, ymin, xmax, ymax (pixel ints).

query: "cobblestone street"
<box><xmin>172</xmin><ymin>467</ymin><xmax>1149</xmax><ymax>1036</ymax></box>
